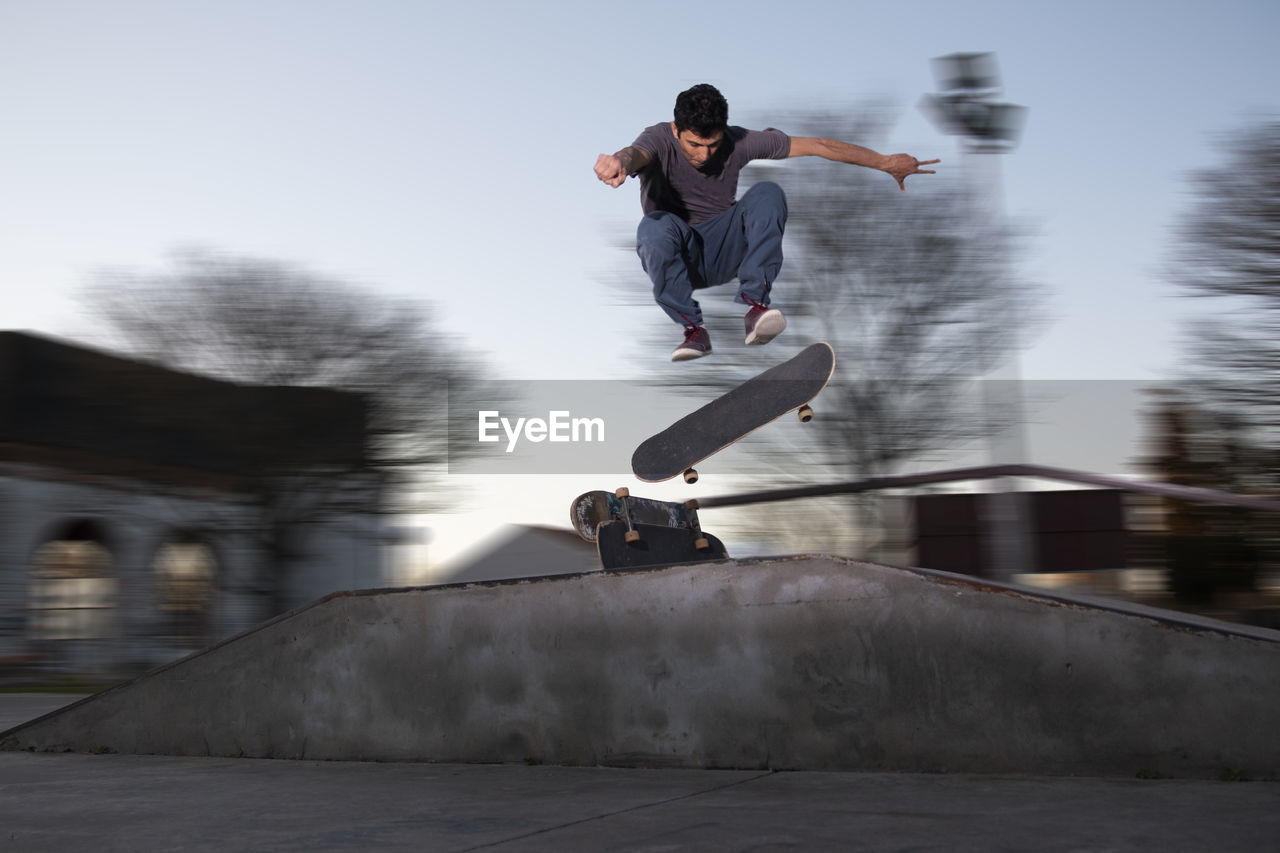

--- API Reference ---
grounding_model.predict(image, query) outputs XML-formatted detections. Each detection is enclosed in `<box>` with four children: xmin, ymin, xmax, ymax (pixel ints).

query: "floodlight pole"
<box><xmin>921</xmin><ymin>53</ymin><xmax>1033</xmax><ymax>583</ymax></box>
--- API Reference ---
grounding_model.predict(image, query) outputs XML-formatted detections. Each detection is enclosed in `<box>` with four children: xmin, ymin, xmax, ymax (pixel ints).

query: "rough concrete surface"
<box><xmin>2</xmin><ymin>749</ymin><xmax>1278</xmax><ymax>852</ymax></box>
<box><xmin>4</xmin><ymin>555</ymin><xmax>1279</xmax><ymax>780</ymax></box>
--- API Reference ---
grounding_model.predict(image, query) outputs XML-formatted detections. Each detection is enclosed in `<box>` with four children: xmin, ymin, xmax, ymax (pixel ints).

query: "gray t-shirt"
<box><xmin>631</xmin><ymin>123</ymin><xmax>791</xmax><ymax>224</ymax></box>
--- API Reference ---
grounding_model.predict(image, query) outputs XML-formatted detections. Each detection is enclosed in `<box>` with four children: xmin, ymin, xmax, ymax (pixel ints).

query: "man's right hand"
<box><xmin>594</xmin><ymin>153</ymin><xmax>627</xmax><ymax>187</ymax></box>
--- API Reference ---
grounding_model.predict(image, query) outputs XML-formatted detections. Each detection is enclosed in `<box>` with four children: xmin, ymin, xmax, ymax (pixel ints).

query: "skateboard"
<box><xmin>631</xmin><ymin>342</ymin><xmax>835</xmax><ymax>483</ymax></box>
<box><xmin>596</xmin><ymin>520</ymin><xmax>729</xmax><ymax>570</ymax></box>
<box><xmin>569</xmin><ymin>488</ymin><xmax>703</xmax><ymax>543</ymax></box>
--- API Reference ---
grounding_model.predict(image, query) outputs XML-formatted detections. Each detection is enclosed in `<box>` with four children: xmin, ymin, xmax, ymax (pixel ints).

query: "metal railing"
<box><xmin>694</xmin><ymin>463</ymin><xmax>1280</xmax><ymax>512</ymax></box>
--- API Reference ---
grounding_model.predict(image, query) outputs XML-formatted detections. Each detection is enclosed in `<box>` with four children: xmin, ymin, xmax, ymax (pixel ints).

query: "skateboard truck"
<box><xmin>615</xmin><ymin>487</ymin><xmax>641</xmax><ymax>543</ymax></box>
<box><xmin>613</xmin><ymin>487</ymin><xmax>708</xmax><ymax>549</ymax></box>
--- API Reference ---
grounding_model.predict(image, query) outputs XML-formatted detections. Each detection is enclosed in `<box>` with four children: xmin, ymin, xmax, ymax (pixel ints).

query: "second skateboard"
<box><xmin>631</xmin><ymin>342</ymin><xmax>835</xmax><ymax>483</ymax></box>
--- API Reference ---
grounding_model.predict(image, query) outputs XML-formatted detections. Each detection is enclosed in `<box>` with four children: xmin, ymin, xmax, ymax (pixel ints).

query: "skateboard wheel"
<box><xmin>694</xmin><ymin>537</ymin><xmax>710</xmax><ymax>550</ymax></box>
<box><xmin>684</xmin><ymin>499</ymin><xmax>699</xmax><ymax>510</ymax></box>
<box><xmin>682</xmin><ymin>468</ymin><xmax>698</xmax><ymax>484</ymax></box>
<box><xmin>798</xmin><ymin>405</ymin><xmax>814</xmax><ymax>422</ymax></box>
<box><xmin>624</xmin><ymin>529</ymin><xmax>640</xmax><ymax>544</ymax></box>
<box><xmin>616</xmin><ymin>487</ymin><xmax>630</xmax><ymax>498</ymax></box>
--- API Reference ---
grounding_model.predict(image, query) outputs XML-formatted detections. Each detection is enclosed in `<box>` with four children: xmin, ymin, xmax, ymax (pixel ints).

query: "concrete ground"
<box><xmin>3</xmin><ymin>695</ymin><xmax>1278</xmax><ymax>852</ymax></box>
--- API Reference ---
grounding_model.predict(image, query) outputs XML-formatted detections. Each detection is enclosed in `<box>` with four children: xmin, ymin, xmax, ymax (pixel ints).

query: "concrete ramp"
<box><xmin>4</xmin><ymin>555</ymin><xmax>1279</xmax><ymax>778</ymax></box>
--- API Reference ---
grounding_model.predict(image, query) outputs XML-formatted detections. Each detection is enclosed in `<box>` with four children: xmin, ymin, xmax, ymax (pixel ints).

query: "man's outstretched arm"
<box><xmin>789</xmin><ymin>136</ymin><xmax>939</xmax><ymax>192</ymax></box>
<box><xmin>594</xmin><ymin>146</ymin><xmax>653</xmax><ymax>188</ymax></box>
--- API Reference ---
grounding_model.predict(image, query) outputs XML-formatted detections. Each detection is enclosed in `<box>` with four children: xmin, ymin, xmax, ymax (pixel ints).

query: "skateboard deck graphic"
<box><xmin>596</xmin><ymin>520</ymin><xmax>729</xmax><ymax>570</ymax></box>
<box><xmin>631</xmin><ymin>342</ymin><xmax>835</xmax><ymax>483</ymax></box>
<box><xmin>570</xmin><ymin>489</ymin><xmax>702</xmax><ymax>543</ymax></box>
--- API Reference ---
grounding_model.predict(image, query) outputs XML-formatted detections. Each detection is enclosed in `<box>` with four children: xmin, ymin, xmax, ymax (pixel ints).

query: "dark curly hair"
<box><xmin>673</xmin><ymin>84</ymin><xmax>728</xmax><ymax>136</ymax></box>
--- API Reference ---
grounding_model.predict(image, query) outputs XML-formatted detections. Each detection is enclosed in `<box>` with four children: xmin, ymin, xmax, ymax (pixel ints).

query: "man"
<box><xmin>595</xmin><ymin>83</ymin><xmax>939</xmax><ymax>361</ymax></box>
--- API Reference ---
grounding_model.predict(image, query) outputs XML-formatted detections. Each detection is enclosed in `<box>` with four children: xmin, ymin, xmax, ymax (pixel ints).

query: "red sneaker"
<box><xmin>744</xmin><ymin>304</ymin><xmax>786</xmax><ymax>345</ymax></box>
<box><xmin>671</xmin><ymin>325</ymin><xmax>712</xmax><ymax>361</ymax></box>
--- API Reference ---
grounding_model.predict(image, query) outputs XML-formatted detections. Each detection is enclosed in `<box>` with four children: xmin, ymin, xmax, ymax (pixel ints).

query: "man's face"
<box><xmin>671</xmin><ymin>123</ymin><xmax>724</xmax><ymax>169</ymax></box>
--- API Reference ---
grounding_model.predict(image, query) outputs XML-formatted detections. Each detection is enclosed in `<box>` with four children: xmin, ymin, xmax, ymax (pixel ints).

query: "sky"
<box><xmin>2</xmin><ymin>0</ymin><xmax>1276</xmax><ymax>574</ymax></box>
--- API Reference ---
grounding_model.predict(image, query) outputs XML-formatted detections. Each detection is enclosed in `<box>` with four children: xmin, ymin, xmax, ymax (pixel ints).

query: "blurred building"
<box><xmin>914</xmin><ymin>489</ymin><xmax>1130</xmax><ymax>577</ymax></box>
<box><xmin>438</xmin><ymin>525</ymin><xmax>598</xmax><ymax>585</ymax></box>
<box><xmin>0</xmin><ymin>331</ymin><xmax>382</xmax><ymax>679</ymax></box>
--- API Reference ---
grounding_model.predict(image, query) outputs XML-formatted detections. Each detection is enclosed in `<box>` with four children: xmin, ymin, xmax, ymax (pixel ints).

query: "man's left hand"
<box><xmin>884</xmin><ymin>154</ymin><xmax>940</xmax><ymax>192</ymax></box>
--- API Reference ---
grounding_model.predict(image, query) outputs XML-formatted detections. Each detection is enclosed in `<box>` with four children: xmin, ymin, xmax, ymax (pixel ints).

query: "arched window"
<box><xmin>29</xmin><ymin>520</ymin><xmax>115</xmax><ymax>643</ymax></box>
<box><xmin>152</xmin><ymin>537</ymin><xmax>217</xmax><ymax>649</ymax></box>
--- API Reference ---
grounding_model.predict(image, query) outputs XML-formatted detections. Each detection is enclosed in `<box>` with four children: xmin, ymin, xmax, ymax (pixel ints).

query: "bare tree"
<box><xmin>771</xmin><ymin>111</ymin><xmax>1034</xmax><ymax>469</ymax></box>
<box><xmin>1144</xmin><ymin>121</ymin><xmax>1280</xmax><ymax>605</ymax></box>
<box><xmin>81</xmin><ymin>248</ymin><xmax>486</xmax><ymax>505</ymax></box>
<box><xmin>1166</xmin><ymin>118</ymin><xmax>1279</xmax><ymax>447</ymax></box>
